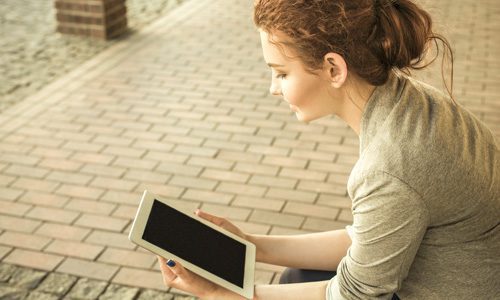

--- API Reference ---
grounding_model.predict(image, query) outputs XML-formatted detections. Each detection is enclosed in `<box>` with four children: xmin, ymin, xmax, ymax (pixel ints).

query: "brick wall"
<box><xmin>54</xmin><ymin>0</ymin><xmax>127</xmax><ymax>39</ymax></box>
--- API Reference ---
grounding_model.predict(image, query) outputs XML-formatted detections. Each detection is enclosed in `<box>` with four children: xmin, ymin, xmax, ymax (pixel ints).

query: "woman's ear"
<box><xmin>323</xmin><ymin>53</ymin><xmax>348</xmax><ymax>88</ymax></box>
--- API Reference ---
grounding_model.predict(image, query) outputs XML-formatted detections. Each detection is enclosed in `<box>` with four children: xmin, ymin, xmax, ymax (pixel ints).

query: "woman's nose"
<box><xmin>269</xmin><ymin>82</ymin><xmax>282</xmax><ymax>96</ymax></box>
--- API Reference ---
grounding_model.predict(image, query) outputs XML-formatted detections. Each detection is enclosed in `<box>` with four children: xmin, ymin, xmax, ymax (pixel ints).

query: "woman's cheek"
<box><xmin>285</xmin><ymin>82</ymin><xmax>304</xmax><ymax>107</ymax></box>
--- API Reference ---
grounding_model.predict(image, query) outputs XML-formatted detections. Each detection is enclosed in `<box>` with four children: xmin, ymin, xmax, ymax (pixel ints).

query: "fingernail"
<box><xmin>166</xmin><ymin>259</ymin><xmax>176</xmax><ymax>267</ymax></box>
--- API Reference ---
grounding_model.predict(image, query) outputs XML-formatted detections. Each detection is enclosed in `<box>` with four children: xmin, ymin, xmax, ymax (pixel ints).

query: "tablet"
<box><xmin>128</xmin><ymin>190</ymin><xmax>256</xmax><ymax>299</ymax></box>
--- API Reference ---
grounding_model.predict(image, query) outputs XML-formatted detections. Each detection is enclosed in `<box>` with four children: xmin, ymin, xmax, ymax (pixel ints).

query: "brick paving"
<box><xmin>0</xmin><ymin>0</ymin><xmax>188</xmax><ymax>112</ymax></box>
<box><xmin>0</xmin><ymin>0</ymin><xmax>499</xmax><ymax>299</ymax></box>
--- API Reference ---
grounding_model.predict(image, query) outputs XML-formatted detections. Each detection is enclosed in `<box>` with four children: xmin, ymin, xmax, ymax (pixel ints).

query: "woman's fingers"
<box><xmin>196</xmin><ymin>209</ymin><xmax>248</xmax><ymax>240</ymax></box>
<box><xmin>165</xmin><ymin>259</ymin><xmax>191</xmax><ymax>283</ymax></box>
<box><xmin>157</xmin><ymin>256</ymin><xmax>177</xmax><ymax>284</ymax></box>
<box><xmin>158</xmin><ymin>256</ymin><xmax>220</xmax><ymax>299</ymax></box>
<box><xmin>158</xmin><ymin>257</ymin><xmax>191</xmax><ymax>285</ymax></box>
<box><xmin>195</xmin><ymin>209</ymin><xmax>225</xmax><ymax>227</ymax></box>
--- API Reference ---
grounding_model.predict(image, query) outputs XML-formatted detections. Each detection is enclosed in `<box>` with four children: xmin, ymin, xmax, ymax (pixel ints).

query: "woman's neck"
<box><xmin>336</xmin><ymin>78</ymin><xmax>376</xmax><ymax>136</ymax></box>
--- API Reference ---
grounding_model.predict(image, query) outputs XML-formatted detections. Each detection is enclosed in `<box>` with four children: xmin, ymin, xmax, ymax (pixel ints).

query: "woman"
<box><xmin>157</xmin><ymin>0</ymin><xmax>500</xmax><ymax>299</ymax></box>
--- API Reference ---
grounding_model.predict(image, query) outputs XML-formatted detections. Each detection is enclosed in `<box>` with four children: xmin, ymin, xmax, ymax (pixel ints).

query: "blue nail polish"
<box><xmin>166</xmin><ymin>259</ymin><xmax>176</xmax><ymax>267</ymax></box>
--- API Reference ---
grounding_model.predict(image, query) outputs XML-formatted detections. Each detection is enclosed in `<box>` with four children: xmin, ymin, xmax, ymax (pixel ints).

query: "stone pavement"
<box><xmin>0</xmin><ymin>0</ymin><xmax>187</xmax><ymax>112</ymax></box>
<box><xmin>0</xmin><ymin>0</ymin><xmax>499</xmax><ymax>299</ymax></box>
<box><xmin>1</xmin><ymin>263</ymin><xmax>191</xmax><ymax>300</ymax></box>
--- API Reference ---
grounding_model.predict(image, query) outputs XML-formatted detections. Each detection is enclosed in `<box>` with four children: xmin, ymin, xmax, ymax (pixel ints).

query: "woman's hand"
<box><xmin>196</xmin><ymin>209</ymin><xmax>264</xmax><ymax>262</ymax></box>
<box><xmin>195</xmin><ymin>209</ymin><xmax>248</xmax><ymax>240</ymax></box>
<box><xmin>157</xmin><ymin>210</ymin><xmax>255</xmax><ymax>299</ymax></box>
<box><xmin>158</xmin><ymin>256</ymin><xmax>235</xmax><ymax>300</ymax></box>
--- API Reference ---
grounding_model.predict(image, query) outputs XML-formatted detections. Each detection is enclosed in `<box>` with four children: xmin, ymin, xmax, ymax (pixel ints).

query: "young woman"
<box><xmin>157</xmin><ymin>0</ymin><xmax>500</xmax><ymax>299</ymax></box>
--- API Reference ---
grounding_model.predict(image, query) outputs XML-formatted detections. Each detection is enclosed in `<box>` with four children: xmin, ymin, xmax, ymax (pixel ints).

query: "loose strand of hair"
<box><xmin>411</xmin><ymin>37</ymin><xmax>440</xmax><ymax>71</ymax></box>
<box><xmin>408</xmin><ymin>35</ymin><xmax>455</xmax><ymax>104</ymax></box>
<box><xmin>434</xmin><ymin>35</ymin><xmax>455</xmax><ymax>104</ymax></box>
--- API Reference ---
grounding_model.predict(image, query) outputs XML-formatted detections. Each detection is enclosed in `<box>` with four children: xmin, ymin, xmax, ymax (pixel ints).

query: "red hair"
<box><xmin>254</xmin><ymin>0</ymin><xmax>453</xmax><ymax>96</ymax></box>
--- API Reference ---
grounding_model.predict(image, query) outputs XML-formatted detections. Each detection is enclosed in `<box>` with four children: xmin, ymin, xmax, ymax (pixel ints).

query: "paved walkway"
<box><xmin>0</xmin><ymin>0</ymin><xmax>499</xmax><ymax>299</ymax></box>
<box><xmin>0</xmin><ymin>0</ymin><xmax>188</xmax><ymax>112</ymax></box>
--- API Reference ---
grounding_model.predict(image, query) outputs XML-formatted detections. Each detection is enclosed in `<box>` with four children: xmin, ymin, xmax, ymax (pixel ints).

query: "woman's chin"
<box><xmin>294</xmin><ymin>111</ymin><xmax>311</xmax><ymax>123</ymax></box>
<box><xmin>294</xmin><ymin>110</ymin><xmax>326</xmax><ymax>124</ymax></box>
<box><xmin>289</xmin><ymin>105</ymin><xmax>321</xmax><ymax>123</ymax></box>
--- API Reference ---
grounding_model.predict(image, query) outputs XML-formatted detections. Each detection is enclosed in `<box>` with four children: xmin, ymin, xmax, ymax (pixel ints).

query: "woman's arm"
<box><xmin>209</xmin><ymin>281</ymin><xmax>328</xmax><ymax>300</ymax></box>
<box><xmin>160</xmin><ymin>212</ymin><xmax>350</xmax><ymax>300</ymax></box>
<box><xmin>211</xmin><ymin>280</ymin><xmax>329</xmax><ymax>300</ymax></box>
<box><xmin>253</xmin><ymin>280</ymin><xmax>329</xmax><ymax>300</ymax></box>
<box><xmin>248</xmin><ymin>229</ymin><xmax>351</xmax><ymax>271</ymax></box>
<box><xmin>160</xmin><ymin>255</ymin><xmax>330</xmax><ymax>300</ymax></box>
<box><xmin>195</xmin><ymin>210</ymin><xmax>352</xmax><ymax>271</ymax></box>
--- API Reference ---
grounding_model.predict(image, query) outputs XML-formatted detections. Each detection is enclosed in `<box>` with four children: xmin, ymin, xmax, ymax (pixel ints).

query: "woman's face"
<box><xmin>259</xmin><ymin>30</ymin><xmax>337</xmax><ymax>123</ymax></box>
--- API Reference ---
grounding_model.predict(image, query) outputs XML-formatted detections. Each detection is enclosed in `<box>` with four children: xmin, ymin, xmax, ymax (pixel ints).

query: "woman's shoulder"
<box><xmin>352</xmin><ymin>75</ymin><xmax>499</xmax><ymax>213</ymax></box>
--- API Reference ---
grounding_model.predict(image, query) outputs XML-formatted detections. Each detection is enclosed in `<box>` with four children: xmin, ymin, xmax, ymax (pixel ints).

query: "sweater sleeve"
<box><xmin>327</xmin><ymin>171</ymin><xmax>429</xmax><ymax>299</ymax></box>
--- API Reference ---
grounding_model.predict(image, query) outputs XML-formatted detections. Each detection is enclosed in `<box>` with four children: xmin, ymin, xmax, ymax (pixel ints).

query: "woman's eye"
<box><xmin>276</xmin><ymin>74</ymin><xmax>287</xmax><ymax>79</ymax></box>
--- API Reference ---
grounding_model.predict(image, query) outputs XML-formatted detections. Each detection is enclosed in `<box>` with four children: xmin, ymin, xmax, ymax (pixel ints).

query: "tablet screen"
<box><xmin>142</xmin><ymin>199</ymin><xmax>246</xmax><ymax>287</ymax></box>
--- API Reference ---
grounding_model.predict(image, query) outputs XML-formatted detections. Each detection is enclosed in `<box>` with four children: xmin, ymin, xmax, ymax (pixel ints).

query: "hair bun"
<box><xmin>370</xmin><ymin>0</ymin><xmax>433</xmax><ymax>70</ymax></box>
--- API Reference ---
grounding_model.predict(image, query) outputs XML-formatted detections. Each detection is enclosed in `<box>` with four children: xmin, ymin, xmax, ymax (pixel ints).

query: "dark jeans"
<box><xmin>279</xmin><ymin>268</ymin><xmax>400</xmax><ymax>300</ymax></box>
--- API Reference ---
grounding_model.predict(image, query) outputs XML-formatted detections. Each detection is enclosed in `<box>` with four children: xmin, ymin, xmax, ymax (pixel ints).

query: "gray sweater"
<box><xmin>326</xmin><ymin>73</ymin><xmax>500</xmax><ymax>299</ymax></box>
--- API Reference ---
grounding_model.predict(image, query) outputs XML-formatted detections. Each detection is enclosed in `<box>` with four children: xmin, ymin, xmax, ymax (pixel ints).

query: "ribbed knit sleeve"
<box><xmin>327</xmin><ymin>172</ymin><xmax>429</xmax><ymax>299</ymax></box>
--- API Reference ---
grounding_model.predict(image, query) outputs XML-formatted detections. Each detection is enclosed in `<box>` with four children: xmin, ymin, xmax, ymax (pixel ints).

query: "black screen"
<box><xmin>142</xmin><ymin>200</ymin><xmax>246</xmax><ymax>287</ymax></box>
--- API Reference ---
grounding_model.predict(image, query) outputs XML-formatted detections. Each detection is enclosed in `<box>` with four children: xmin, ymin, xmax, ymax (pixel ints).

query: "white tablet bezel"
<box><xmin>129</xmin><ymin>190</ymin><xmax>255</xmax><ymax>299</ymax></box>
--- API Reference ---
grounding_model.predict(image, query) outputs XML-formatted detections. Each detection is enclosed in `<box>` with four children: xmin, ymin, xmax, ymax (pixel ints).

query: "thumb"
<box><xmin>195</xmin><ymin>209</ymin><xmax>225</xmax><ymax>227</ymax></box>
<box><xmin>166</xmin><ymin>259</ymin><xmax>188</xmax><ymax>279</ymax></box>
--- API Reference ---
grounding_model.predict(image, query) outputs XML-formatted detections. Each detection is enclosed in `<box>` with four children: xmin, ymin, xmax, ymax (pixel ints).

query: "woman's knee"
<box><xmin>278</xmin><ymin>268</ymin><xmax>297</xmax><ymax>284</ymax></box>
<box><xmin>279</xmin><ymin>268</ymin><xmax>336</xmax><ymax>284</ymax></box>
<box><xmin>279</xmin><ymin>269</ymin><xmax>400</xmax><ymax>299</ymax></box>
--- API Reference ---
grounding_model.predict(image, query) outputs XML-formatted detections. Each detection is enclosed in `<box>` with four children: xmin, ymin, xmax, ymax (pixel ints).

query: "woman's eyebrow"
<box><xmin>267</xmin><ymin>63</ymin><xmax>285</xmax><ymax>68</ymax></box>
